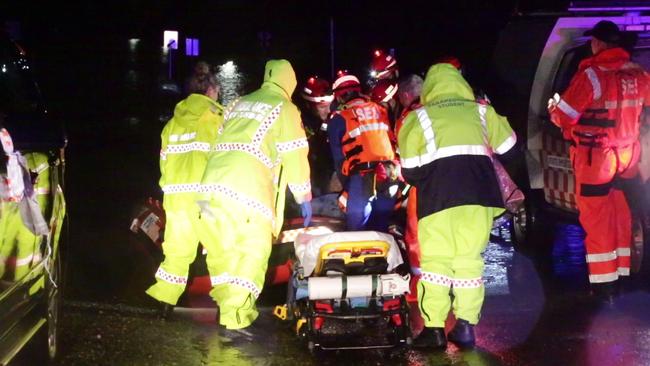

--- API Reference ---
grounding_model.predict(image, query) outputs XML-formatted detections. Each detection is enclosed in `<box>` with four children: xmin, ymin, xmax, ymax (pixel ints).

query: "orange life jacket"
<box><xmin>337</xmin><ymin>99</ymin><xmax>395</xmax><ymax>176</ymax></box>
<box><xmin>552</xmin><ymin>47</ymin><xmax>650</xmax><ymax>148</ymax></box>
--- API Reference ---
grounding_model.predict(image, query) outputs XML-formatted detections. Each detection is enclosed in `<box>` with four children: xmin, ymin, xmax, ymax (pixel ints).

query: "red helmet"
<box><xmin>370</xmin><ymin>79</ymin><xmax>399</xmax><ymax>104</ymax></box>
<box><xmin>332</xmin><ymin>70</ymin><xmax>361</xmax><ymax>97</ymax></box>
<box><xmin>370</xmin><ymin>49</ymin><xmax>398</xmax><ymax>80</ymax></box>
<box><xmin>436</xmin><ymin>55</ymin><xmax>462</xmax><ymax>70</ymax></box>
<box><xmin>301</xmin><ymin>76</ymin><xmax>333</xmax><ymax>103</ymax></box>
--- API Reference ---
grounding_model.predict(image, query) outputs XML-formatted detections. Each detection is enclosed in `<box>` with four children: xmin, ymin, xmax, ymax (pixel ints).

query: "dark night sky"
<box><xmin>0</xmin><ymin>0</ymin><xmax>571</xmax><ymax>129</ymax></box>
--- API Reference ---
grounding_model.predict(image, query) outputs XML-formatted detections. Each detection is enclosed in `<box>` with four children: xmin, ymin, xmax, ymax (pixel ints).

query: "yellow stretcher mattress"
<box><xmin>294</xmin><ymin>231</ymin><xmax>403</xmax><ymax>277</ymax></box>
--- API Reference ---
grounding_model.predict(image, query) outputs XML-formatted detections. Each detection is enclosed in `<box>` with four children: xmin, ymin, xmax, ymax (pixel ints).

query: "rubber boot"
<box><xmin>144</xmin><ymin>295</ymin><xmax>174</xmax><ymax>320</ymax></box>
<box><xmin>413</xmin><ymin>327</ymin><xmax>447</xmax><ymax>349</ymax></box>
<box><xmin>591</xmin><ymin>281</ymin><xmax>618</xmax><ymax>307</ymax></box>
<box><xmin>448</xmin><ymin>319</ymin><xmax>475</xmax><ymax>348</ymax></box>
<box><xmin>159</xmin><ymin>303</ymin><xmax>175</xmax><ymax>320</ymax></box>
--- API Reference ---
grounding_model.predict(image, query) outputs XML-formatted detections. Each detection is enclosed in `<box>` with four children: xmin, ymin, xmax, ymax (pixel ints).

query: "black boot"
<box><xmin>159</xmin><ymin>302</ymin><xmax>174</xmax><ymax>320</ymax></box>
<box><xmin>591</xmin><ymin>281</ymin><xmax>618</xmax><ymax>306</ymax></box>
<box><xmin>448</xmin><ymin>319</ymin><xmax>475</xmax><ymax>348</ymax></box>
<box><xmin>144</xmin><ymin>296</ymin><xmax>174</xmax><ymax>320</ymax></box>
<box><xmin>413</xmin><ymin>327</ymin><xmax>447</xmax><ymax>349</ymax></box>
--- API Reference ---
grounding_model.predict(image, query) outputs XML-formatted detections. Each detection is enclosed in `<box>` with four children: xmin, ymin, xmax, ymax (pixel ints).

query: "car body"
<box><xmin>0</xmin><ymin>35</ymin><xmax>66</xmax><ymax>365</ymax></box>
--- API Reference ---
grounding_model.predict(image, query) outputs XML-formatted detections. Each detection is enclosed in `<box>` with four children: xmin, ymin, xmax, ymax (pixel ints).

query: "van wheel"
<box><xmin>512</xmin><ymin>203</ymin><xmax>536</xmax><ymax>247</ymax></box>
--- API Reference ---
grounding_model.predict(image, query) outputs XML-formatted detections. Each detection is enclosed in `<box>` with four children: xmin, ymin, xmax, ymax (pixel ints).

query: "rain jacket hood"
<box><xmin>421</xmin><ymin>63</ymin><xmax>474</xmax><ymax>105</ymax></box>
<box><xmin>579</xmin><ymin>47</ymin><xmax>630</xmax><ymax>72</ymax></box>
<box><xmin>261</xmin><ymin>59</ymin><xmax>297</xmax><ymax>100</ymax></box>
<box><xmin>173</xmin><ymin>94</ymin><xmax>220</xmax><ymax>125</ymax></box>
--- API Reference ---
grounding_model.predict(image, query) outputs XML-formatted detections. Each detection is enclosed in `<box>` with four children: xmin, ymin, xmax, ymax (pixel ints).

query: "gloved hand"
<box><xmin>547</xmin><ymin>92</ymin><xmax>560</xmax><ymax>112</ymax></box>
<box><xmin>300</xmin><ymin>201</ymin><xmax>312</xmax><ymax>228</ymax></box>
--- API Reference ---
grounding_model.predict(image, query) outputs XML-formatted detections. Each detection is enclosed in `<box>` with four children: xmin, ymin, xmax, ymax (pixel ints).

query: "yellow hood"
<box><xmin>421</xmin><ymin>63</ymin><xmax>475</xmax><ymax>104</ymax></box>
<box><xmin>261</xmin><ymin>59</ymin><xmax>297</xmax><ymax>100</ymax></box>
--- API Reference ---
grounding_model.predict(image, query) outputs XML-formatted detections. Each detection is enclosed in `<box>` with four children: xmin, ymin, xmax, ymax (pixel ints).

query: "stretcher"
<box><xmin>275</xmin><ymin>230</ymin><xmax>412</xmax><ymax>352</ymax></box>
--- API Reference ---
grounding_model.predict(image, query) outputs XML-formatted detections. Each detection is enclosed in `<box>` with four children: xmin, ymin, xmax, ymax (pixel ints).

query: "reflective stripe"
<box><xmin>604</xmin><ymin>98</ymin><xmax>644</xmax><ymax>109</ymax></box>
<box><xmin>210</xmin><ymin>274</ymin><xmax>261</xmax><ymax>299</ymax></box>
<box><xmin>276</xmin><ymin>138</ymin><xmax>308</xmax><ymax>153</ymax></box>
<box><xmin>478</xmin><ymin>104</ymin><xmax>489</xmax><ymax>145</ymax></box>
<box><xmin>155</xmin><ymin>267</ymin><xmax>188</xmax><ymax>285</ymax></box>
<box><xmin>495</xmin><ymin>133</ymin><xmax>517</xmax><ymax>155</ymax></box>
<box><xmin>557</xmin><ymin>99</ymin><xmax>580</xmax><ymax>120</ymax></box>
<box><xmin>303</xmin><ymin>94</ymin><xmax>334</xmax><ymax>103</ymax></box>
<box><xmin>420</xmin><ymin>271</ymin><xmax>452</xmax><ymax>288</ymax></box>
<box><xmin>586</xmin><ymin>250</ymin><xmax>616</xmax><ymax>263</ymax></box>
<box><xmin>452</xmin><ymin>277</ymin><xmax>484</xmax><ymax>289</ymax></box>
<box><xmin>223</xmin><ymin>97</ymin><xmax>241</xmax><ymax>121</ymax></box>
<box><xmin>434</xmin><ymin>145</ymin><xmax>490</xmax><ymax>160</ymax></box>
<box><xmin>15</xmin><ymin>254</ymin><xmax>35</xmax><ymax>267</ymax></box>
<box><xmin>380</xmin><ymin>84</ymin><xmax>398</xmax><ymax>103</ymax></box>
<box><xmin>35</xmin><ymin>187</ymin><xmax>50</xmax><ymax>195</ymax></box>
<box><xmin>348</xmin><ymin>122</ymin><xmax>389</xmax><ymax>138</ymax></box>
<box><xmin>214</xmin><ymin>142</ymin><xmax>274</xmax><ymax>168</ymax></box>
<box><xmin>376</xmin><ymin>68</ymin><xmax>394</xmax><ymax>79</ymax></box>
<box><xmin>401</xmin><ymin>144</ymin><xmax>491</xmax><ymax>169</ymax></box>
<box><xmin>333</xmin><ymin>75</ymin><xmax>360</xmax><ymax>89</ymax></box>
<box><xmin>165</xmin><ymin>142</ymin><xmax>211</xmax><ymax>154</ymax></box>
<box><xmin>211</xmin><ymin>274</ymin><xmax>230</xmax><ymax>286</ymax></box>
<box><xmin>617</xmin><ymin>248</ymin><xmax>631</xmax><ymax>256</ymax></box>
<box><xmin>618</xmin><ymin>267</ymin><xmax>630</xmax><ymax>276</ymax></box>
<box><xmin>168</xmin><ymin>132</ymin><xmax>197</xmax><ymax>142</ymax></box>
<box><xmin>585</xmin><ymin>67</ymin><xmax>602</xmax><ymax>100</ymax></box>
<box><xmin>415</xmin><ymin>108</ymin><xmax>436</xmax><ymax>152</ymax></box>
<box><xmin>252</xmin><ymin>103</ymin><xmax>283</xmax><ymax>147</ymax></box>
<box><xmin>32</xmin><ymin>162</ymin><xmax>49</xmax><ymax>174</ymax></box>
<box><xmin>200</xmin><ymin>183</ymin><xmax>274</xmax><ymax>221</ymax></box>
<box><xmin>288</xmin><ymin>181</ymin><xmax>311</xmax><ymax>194</ymax></box>
<box><xmin>589</xmin><ymin>272</ymin><xmax>618</xmax><ymax>283</ymax></box>
<box><xmin>162</xmin><ymin>183</ymin><xmax>201</xmax><ymax>194</ymax></box>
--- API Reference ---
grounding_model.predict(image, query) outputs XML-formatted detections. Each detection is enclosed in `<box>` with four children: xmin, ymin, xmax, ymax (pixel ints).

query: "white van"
<box><xmin>491</xmin><ymin>1</ymin><xmax>650</xmax><ymax>269</ymax></box>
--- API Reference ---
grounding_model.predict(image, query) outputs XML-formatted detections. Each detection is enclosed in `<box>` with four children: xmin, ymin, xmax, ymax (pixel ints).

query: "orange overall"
<box><xmin>550</xmin><ymin>47</ymin><xmax>650</xmax><ymax>284</ymax></box>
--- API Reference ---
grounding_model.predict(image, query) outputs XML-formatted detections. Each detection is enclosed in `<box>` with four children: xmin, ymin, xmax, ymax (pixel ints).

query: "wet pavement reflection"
<box><xmin>10</xmin><ymin>220</ymin><xmax>648</xmax><ymax>365</ymax></box>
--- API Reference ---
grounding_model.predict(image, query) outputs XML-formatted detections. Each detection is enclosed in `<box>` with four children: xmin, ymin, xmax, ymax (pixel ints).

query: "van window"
<box><xmin>552</xmin><ymin>43</ymin><xmax>591</xmax><ymax>95</ymax></box>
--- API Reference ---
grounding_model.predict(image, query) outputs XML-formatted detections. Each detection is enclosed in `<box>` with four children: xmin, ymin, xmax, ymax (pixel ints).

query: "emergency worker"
<box><xmin>394</xmin><ymin>74</ymin><xmax>424</xmax><ymax>276</ymax></box>
<box><xmin>398</xmin><ymin>63</ymin><xmax>516</xmax><ymax>348</ymax></box>
<box><xmin>198</xmin><ymin>59</ymin><xmax>312</xmax><ymax>331</ymax></box>
<box><xmin>370</xmin><ymin>49</ymin><xmax>399</xmax><ymax>85</ymax></box>
<box><xmin>370</xmin><ymin>79</ymin><xmax>400</xmax><ymax>130</ymax></box>
<box><xmin>10</xmin><ymin>153</ymin><xmax>49</xmax><ymax>279</ymax></box>
<box><xmin>300</xmin><ymin>76</ymin><xmax>336</xmax><ymax>196</ymax></box>
<box><xmin>146</xmin><ymin>63</ymin><xmax>224</xmax><ymax>316</ymax></box>
<box><xmin>328</xmin><ymin>71</ymin><xmax>397</xmax><ymax>231</ymax></box>
<box><xmin>548</xmin><ymin>21</ymin><xmax>650</xmax><ymax>298</ymax></box>
<box><xmin>0</xmin><ymin>127</ymin><xmax>50</xmax><ymax>280</ymax></box>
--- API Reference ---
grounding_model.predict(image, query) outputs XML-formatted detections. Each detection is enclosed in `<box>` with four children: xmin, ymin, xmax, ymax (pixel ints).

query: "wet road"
<box><xmin>12</xmin><ymin>225</ymin><xmax>650</xmax><ymax>365</ymax></box>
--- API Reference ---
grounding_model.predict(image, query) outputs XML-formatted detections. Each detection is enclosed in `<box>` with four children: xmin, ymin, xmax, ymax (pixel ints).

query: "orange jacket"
<box><xmin>551</xmin><ymin>47</ymin><xmax>650</xmax><ymax>147</ymax></box>
<box><xmin>335</xmin><ymin>98</ymin><xmax>394</xmax><ymax>176</ymax></box>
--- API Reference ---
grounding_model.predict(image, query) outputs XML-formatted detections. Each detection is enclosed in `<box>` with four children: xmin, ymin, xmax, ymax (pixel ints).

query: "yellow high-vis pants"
<box><xmin>198</xmin><ymin>198</ymin><xmax>272</xmax><ymax>330</ymax></box>
<box><xmin>417</xmin><ymin>205</ymin><xmax>499</xmax><ymax>328</ymax></box>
